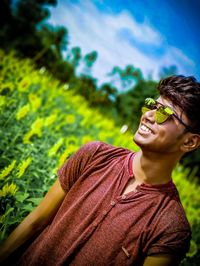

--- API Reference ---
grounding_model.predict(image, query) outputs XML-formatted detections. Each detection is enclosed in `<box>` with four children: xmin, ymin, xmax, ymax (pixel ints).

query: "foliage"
<box><xmin>159</xmin><ymin>65</ymin><xmax>178</xmax><ymax>79</ymax></box>
<box><xmin>0</xmin><ymin>51</ymin><xmax>200</xmax><ymax>264</ymax></box>
<box><xmin>1</xmin><ymin>0</ymin><xmax>199</xmax><ymax>177</ymax></box>
<box><xmin>108</xmin><ymin>65</ymin><xmax>143</xmax><ymax>90</ymax></box>
<box><xmin>0</xmin><ymin>50</ymin><xmax>138</xmax><ymax>240</ymax></box>
<box><xmin>115</xmin><ymin>80</ymin><xmax>158</xmax><ymax>128</ymax></box>
<box><xmin>0</xmin><ymin>0</ymin><xmax>56</xmax><ymax>56</ymax></box>
<box><xmin>0</xmin><ymin>0</ymin><xmax>75</xmax><ymax>83</ymax></box>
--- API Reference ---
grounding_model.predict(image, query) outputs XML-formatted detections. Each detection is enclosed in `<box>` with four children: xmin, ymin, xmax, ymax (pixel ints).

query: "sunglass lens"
<box><xmin>156</xmin><ymin>106</ymin><xmax>174</xmax><ymax>124</ymax></box>
<box><xmin>155</xmin><ymin>111</ymin><xmax>169</xmax><ymax>124</ymax></box>
<box><xmin>142</xmin><ymin>98</ymin><xmax>174</xmax><ymax>124</ymax></box>
<box><xmin>141</xmin><ymin>106</ymin><xmax>151</xmax><ymax>114</ymax></box>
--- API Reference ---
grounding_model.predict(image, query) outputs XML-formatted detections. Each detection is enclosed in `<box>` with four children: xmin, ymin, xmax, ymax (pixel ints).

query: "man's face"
<box><xmin>134</xmin><ymin>96</ymin><xmax>190</xmax><ymax>154</ymax></box>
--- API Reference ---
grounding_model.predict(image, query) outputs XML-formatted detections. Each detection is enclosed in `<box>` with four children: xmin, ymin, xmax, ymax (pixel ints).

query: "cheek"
<box><xmin>158</xmin><ymin>125</ymin><xmax>180</xmax><ymax>143</ymax></box>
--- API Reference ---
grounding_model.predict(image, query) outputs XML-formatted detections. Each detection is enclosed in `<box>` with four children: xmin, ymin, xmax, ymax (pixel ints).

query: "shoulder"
<box><xmin>78</xmin><ymin>141</ymin><xmax>111</xmax><ymax>153</ymax></box>
<box><xmin>81</xmin><ymin>141</ymin><xmax>132</xmax><ymax>159</ymax></box>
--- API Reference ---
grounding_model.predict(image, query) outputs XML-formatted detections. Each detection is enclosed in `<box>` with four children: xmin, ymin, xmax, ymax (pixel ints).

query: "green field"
<box><xmin>0</xmin><ymin>51</ymin><xmax>199</xmax><ymax>265</ymax></box>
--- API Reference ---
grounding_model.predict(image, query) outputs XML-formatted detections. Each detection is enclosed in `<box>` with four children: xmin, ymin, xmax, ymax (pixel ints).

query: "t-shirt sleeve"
<box><xmin>57</xmin><ymin>141</ymin><xmax>101</xmax><ymax>193</ymax></box>
<box><xmin>146</xmin><ymin>202</ymin><xmax>191</xmax><ymax>262</ymax></box>
<box><xmin>147</xmin><ymin>229</ymin><xmax>191</xmax><ymax>261</ymax></box>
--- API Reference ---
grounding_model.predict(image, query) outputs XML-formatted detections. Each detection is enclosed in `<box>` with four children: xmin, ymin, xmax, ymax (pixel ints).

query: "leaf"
<box><xmin>3</xmin><ymin>207</ymin><xmax>14</xmax><ymax>217</ymax></box>
<box><xmin>27</xmin><ymin>198</ymin><xmax>43</xmax><ymax>205</ymax></box>
<box><xmin>22</xmin><ymin>204</ymin><xmax>34</xmax><ymax>212</ymax></box>
<box><xmin>15</xmin><ymin>192</ymin><xmax>29</xmax><ymax>203</ymax></box>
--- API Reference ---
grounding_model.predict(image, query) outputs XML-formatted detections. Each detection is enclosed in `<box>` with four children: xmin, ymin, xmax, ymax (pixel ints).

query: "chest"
<box><xmin>53</xmin><ymin>170</ymin><xmax>173</xmax><ymax>265</ymax></box>
<box><xmin>65</xmin><ymin>182</ymin><xmax>160</xmax><ymax>266</ymax></box>
<box><xmin>122</xmin><ymin>178</ymin><xmax>142</xmax><ymax>195</ymax></box>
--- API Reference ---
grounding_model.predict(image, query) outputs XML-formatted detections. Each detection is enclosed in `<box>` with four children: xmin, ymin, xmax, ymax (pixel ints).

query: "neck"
<box><xmin>133</xmin><ymin>149</ymin><xmax>181</xmax><ymax>185</ymax></box>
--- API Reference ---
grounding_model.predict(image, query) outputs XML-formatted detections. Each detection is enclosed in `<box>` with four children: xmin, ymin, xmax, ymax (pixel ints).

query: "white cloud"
<box><xmin>105</xmin><ymin>10</ymin><xmax>163</xmax><ymax>45</ymax></box>
<box><xmin>154</xmin><ymin>46</ymin><xmax>196</xmax><ymax>78</ymax></box>
<box><xmin>168</xmin><ymin>47</ymin><xmax>195</xmax><ymax>67</ymax></box>
<box><xmin>48</xmin><ymin>0</ymin><xmax>196</xmax><ymax>85</ymax></box>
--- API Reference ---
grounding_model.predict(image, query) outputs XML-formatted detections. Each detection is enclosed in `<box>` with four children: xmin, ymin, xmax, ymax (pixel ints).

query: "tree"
<box><xmin>15</xmin><ymin>0</ymin><xmax>57</xmax><ymax>56</ymax></box>
<box><xmin>82</xmin><ymin>51</ymin><xmax>98</xmax><ymax>75</ymax></box>
<box><xmin>159</xmin><ymin>65</ymin><xmax>178</xmax><ymax>79</ymax></box>
<box><xmin>72</xmin><ymin>75</ymin><xmax>97</xmax><ymax>104</ymax></box>
<box><xmin>34</xmin><ymin>24</ymin><xmax>68</xmax><ymax>62</ymax></box>
<box><xmin>108</xmin><ymin>65</ymin><xmax>143</xmax><ymax>91</ymax></box>
<box><xmin>0</xmin><ymin>0</ymin><xmax>57</xmax><ymax>56</ymax></box>
<box><xmin>98</xmin><ymin>83</ymin><xmax>117</xmax><ymax>102</ymax></box>
<box><xmin>66</xmin><ymin>47</ymin><xmax>82</xmax><ymax>70</ymax></box>
<box><xmin>115</xmin><ymin>80</ymin><xmax>158</xmax><ymax>128</ymax></box>
<box><xmin>0</xmin><ymin>0</ymin><xmax>13</xmax><ymax>48</ymax></box>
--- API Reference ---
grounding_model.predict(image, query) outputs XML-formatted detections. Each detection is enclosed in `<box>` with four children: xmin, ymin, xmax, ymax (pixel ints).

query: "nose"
<box><xmin>143</xmin><ymin>109</ymin><xmax>156</xmax><ymax>124</ymax></box>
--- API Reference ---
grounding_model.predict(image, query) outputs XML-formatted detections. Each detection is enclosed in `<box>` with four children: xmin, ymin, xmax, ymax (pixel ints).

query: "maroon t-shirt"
<box><xmin>19</xmin><ymin>141</ymin><xmax>191</xmax><ymax>265</ymax></box>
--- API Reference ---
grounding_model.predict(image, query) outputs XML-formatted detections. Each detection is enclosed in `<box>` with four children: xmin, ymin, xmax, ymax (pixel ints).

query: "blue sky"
<box><xmin>48</xmin><ymin>0</ymin><xmax>200</xmax><ymax>85</ymax></box>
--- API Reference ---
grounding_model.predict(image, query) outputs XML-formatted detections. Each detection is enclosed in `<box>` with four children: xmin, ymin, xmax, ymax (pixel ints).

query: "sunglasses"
<box><xmin>141</xmin><ymin>98</ymin><xmax>193</xmax><ymax>132</ymax></box>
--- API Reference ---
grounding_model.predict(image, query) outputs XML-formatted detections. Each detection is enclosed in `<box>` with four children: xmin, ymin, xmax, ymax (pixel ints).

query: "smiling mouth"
<box><xmin>140</xmin><ymin>124</ymin><xmax>153</xmax><ymax>133</ymax></box>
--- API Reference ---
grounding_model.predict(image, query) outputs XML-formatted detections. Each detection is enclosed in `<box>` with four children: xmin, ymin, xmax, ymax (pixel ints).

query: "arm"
<box><xmin>0</xmin><ymin>178</ymin><xmax>66</xmax><ymax>262</ymax></box>
<box><xmin>143</xmin><ymin>255</ymin><xmax>180</xmax><ymax>266</ymax></box>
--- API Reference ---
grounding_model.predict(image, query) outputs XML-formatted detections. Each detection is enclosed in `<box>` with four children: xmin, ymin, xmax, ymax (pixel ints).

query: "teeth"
<box><xmin>141</xmin><ymin>124</ymin><xmax>151</xmax><ymax>133</ymax></box>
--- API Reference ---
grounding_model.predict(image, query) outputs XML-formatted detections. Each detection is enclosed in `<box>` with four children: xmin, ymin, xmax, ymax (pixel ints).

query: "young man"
<box><xmin>0</xmin><ymin>75</ymin><xmax>200</xmax><ymax>266</ymax></box>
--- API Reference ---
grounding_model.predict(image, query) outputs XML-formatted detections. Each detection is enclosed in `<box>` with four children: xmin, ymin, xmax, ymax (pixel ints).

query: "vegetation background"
<box><xmin>0</xmin><ymin>0</ymin><xmax>199</xmax><ymax>265</ymax></box>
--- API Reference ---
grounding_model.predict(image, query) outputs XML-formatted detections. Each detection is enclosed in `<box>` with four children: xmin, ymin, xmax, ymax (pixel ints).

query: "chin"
<box><xmin>133</xmin><ymin>132</ymin><xmax>144</xmax><ymax>148</ymax></box>
<box><xmin>133</xmin><ymin>132</ymin><xmax>157</xmax><ymax>151</ymax></box>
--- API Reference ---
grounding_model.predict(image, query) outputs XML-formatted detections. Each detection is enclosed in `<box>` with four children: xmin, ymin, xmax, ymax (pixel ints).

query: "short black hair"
<box><xmin>157</xmin><ymin>75</ymin><xmax>200</xmax><ymax>134</ymax></box>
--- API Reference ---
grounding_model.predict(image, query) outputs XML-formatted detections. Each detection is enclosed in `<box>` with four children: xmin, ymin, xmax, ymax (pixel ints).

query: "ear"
<box><xmin>180</xmin><ymin>134</ymin><xmax>200</xmax><ymax>153</ymax></box>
